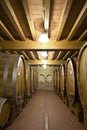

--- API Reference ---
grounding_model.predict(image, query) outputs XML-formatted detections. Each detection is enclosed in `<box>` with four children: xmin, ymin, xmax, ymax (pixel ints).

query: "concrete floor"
<box><xmin>6</xmin><ymin>90</ymin><xmax>85</xmax><ymax>130</ymax></box>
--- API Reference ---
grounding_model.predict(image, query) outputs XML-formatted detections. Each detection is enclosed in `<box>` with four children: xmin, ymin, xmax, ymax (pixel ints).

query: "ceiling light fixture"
<box><xmin>38</xmin><ymin>32</ymin><xmax>49</xmax><ymax>43</ymax></box>
<box><xmin>43</xmin><ymin>64</ymin><xmax>47</xmax><ymax>69</ymax></box>
<box><xmin>42</xmin><ymin>51</ymin><xmax>48</xmax><ymax>58</ymax></box>
<box><xmin>42</xmin><ymin>59</ymin><xmax>47</xmax><ymax>64</ymax></box>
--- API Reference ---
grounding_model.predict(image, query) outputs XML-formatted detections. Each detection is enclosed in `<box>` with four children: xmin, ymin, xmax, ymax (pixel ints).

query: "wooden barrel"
<box><xmin>66</xmin><ymin>58</ymin><xmax>77</xmax><ymax>105</ymax></box>
<box><xmin>53</xmin><ymin>69</ymin><xmax>58</xmax><ymax>91</ymax></box>
<box><xmin>59</xmin><ymin>64</ymin><xmax>65</xmax><ymax>98</ymax></box>
<box><xmin>25</xmin><ymin>63</ymin><xmax>31</xmax><ymax>97</ymax></box>
<box><xmin>66</xmin><ymin>58</ymin><xmax>83</xmax><ymax>121</ymax></box>
<box><xmin>56</xmin><ymin>68</ymin><xmax>60</xmax><ymax>93</ymax></box>
<box><xmin>0</xmin><ymin>97</ymin><xmax>10</xmax><ymax>128</ymax></box>
<box><xmin>78</xmin><ymin>42</ymin><xmax>87</xmax><ymax>128</ymax></box>
<box><xmin>0</xmin><ymin>53</ymin><xmax>26</xmax><ymax>106</ymax></box>
<box><xmin>33</xmin><ymin>70</ymin><xmax>37</xmax><ymax>91</ymax></box>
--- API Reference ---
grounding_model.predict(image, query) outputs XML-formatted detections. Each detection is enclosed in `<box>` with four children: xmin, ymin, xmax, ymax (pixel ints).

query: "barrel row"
<box><xmin>0</xmin><ymin>52</ymin><xmax>38</xmax><ymax>128</ymax></box>
<box><xmin>53</xmin><ymin>42</ymin><xmax>87</xmax><ymax>130</ymax></box>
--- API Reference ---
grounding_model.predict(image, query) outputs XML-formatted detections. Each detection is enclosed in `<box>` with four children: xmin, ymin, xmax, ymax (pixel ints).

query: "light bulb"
<box><xmin>42</xmin><ymin>51</ymin><xmax>48</xmax><ymax>58</ymax></box>
<box><xmin>43</xmin><ymin>64</ymin><xmax>47</xmax><ymax>69</ymax></box>
<box><xmin>38</xmin><ymin>32</ymin><xmax>49</xmax><ymax>43</ymax></box>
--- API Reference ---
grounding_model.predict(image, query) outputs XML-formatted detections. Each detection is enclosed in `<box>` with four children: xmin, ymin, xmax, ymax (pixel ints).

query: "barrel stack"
<box><xmin>0</xmin><ymin>52</ymin><xmax>26</xmax><ymax>124</ymax></box>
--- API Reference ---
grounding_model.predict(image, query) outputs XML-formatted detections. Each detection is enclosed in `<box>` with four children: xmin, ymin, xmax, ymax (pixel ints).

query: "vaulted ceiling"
<box><xmin>0</xmin><ymin>0</ymin><xmax>87</xmax><ymax>65</ymax></box>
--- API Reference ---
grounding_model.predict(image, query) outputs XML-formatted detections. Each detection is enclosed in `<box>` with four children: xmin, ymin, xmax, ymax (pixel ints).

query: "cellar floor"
<box><xmin>6</xmin><ymin>90</ymin><xmax>85</xmax><ymax>130</ymax></box>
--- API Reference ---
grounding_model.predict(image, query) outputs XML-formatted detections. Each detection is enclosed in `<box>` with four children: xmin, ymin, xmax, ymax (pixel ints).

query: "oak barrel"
<box><xmin>66</xmin><ymin>58</ymin><xmax>83</xmax><ymax>121</ymax></box>
<box><xmin>25</xmin><ymin>63</ymin><xmax>31</xmax><ymax>97</ymax></box>
<box><xmin>78</xmin><ymin>42</ymin><xmax>87</xmax><ymax>128</ymax></box>
<box><xmin>0</xmin><ymin>53</ymin><xmax>26</xmax><ymax>106</ymax></box>
<box><xmin>59</xmin><ymin>64</ymin><xmax>65</xmax><ymax>98</ymax></box>
<box><xmin>66</xmin><ymin>58</ymin><xmax>77</xmax><ymax>104</ymax></box>
<box><xmin>0</xmin><ymin>97</ymin><xmax>10</xmax><ymax>128</ymax></box>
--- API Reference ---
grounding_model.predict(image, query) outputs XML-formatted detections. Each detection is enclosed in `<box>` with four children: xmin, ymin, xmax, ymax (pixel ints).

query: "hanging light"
<box><xmin>43</xmin><ymin>64</ymin><xmax>47</xmax><ymax>69</ymax></box>
<box><xmin>42</xmin><ymin>51</ymin><xmax>48</xmax><ymax>58</ymax></box>
<box><xmin>42</xmin><ymin>59</ymin><xmax>47</xmax><ymax>64</ymax></box>
<box><xmin>38</xmin><ymin>32</ymin><xmax>49</xmax><ymax>43</ymax></box>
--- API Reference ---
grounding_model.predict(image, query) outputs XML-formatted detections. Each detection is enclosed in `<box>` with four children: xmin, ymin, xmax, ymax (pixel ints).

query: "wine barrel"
<box><xmin>66</xmin><ymin>58</ymin><xmax>83</xmax><ymax>121</ymax></box>
<box><xmin>0</xmin><ymin>53</ymin><xmax>26</xmax><ymax>106</ymax></box>
<box><xmin>59</xmin><ymin>64</ymin><xmax>65</xmax><ymax>98</ymax></box>
<box><xmin>33</xmin><ymin>70</ymin><xmax>37</xmax><ymax>91</ymax></box>
<box><xmin>56</xmin><ymin>68</ymin><xmax>60</xmax><ymax>93</ymax></box>
<box><xmin>66</xmin><ymin>58</ymin><xmax>77</xmax><ymax>105</ymax></box>
<box><xmin>25</xmin><ymin>63</ymin><xmax>31</xmax><ymax>97</ymax></box>
<box><xmin>0</xmin><ymin>97</ymin><xmax>10</xmax><ymax>128</ymax></box>
<box><xmin>78</xmin><ymin>42</ymin><xmax>87</xmax><ymax>128</ymax></box>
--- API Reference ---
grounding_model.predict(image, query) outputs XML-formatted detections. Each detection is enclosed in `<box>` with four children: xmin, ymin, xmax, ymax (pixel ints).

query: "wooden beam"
<box><xmin>22</xmin><ymin>51</ymin><xmax>30</xmax><ymax>60</ymax></box>
<box><xmin>44</xmin><ymin>0</ymin><xmax>51</xmax><ymax>31</ymax></box>
<box><xmin>1</xmin><ymin>0</ymin><xmax>26</xmax><ymax>41</ymax></box>
<box><xmin>56</xmin><ymin>51</ymin><xmax>62</xmax><ymax>60</ymax></box>
<box><xmin>62</xmin><ymin>51</ymin><xmax>71</xmax><ymax>60</ymax></box>
<box><xmin>71</xmin><ymin>51</ymin><xmax>78</xmax><ymax>58</ymax></box>
<box><xmin>29</xmin><ymin>51</ymin><xmax>36</xmax><ymax>60</ymax></box>
<box><xmin>22</xmin><ymin>0</ymin><xmax>37</xmax><ymax>40</ymax></box>
<box><xmin>27</xmin><ymin>59</ymin><xmax>65</xmax><ymax>65</ymax></box>
<box><xmin>56</xmin><ymin>0</ymin><xmax>73</xmax><ymax>40</ymax></box>
<box><xmin>0</xmin><ymin>21</ymin><xmax>15</xmax><ymax>41</ymax></box>
<box><xmin>0</xmin><ymin>40</ymin><xmax>85</xmax><ymax>51</ymax></box>
<box><xmin>67</xmin><ymin>1</ymin><xmax>87</xmax><ymax>40</ymax></box>
<box><xmin>0</xmin><ymin>36</ymin><xmax>4</xmax><ymax>41</ymax></box>
<box><xmin>78</xmin><ymin>29</ymin><xmax>87</xmax><ymax>41</ymax></box>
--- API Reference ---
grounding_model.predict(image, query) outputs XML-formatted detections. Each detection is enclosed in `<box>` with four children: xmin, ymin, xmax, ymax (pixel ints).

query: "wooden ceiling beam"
<box><xmin>44</xmin><ymin>0</ymin><xmax>51</xmax><ymax>31</ymax></box>
<box><xmin>22</xmin><ymin>0</ymin><xmax>37</xmax><ymax>40</ymax></box>
<box><xmin>0</xmin><ymin>36</ymin><xmax>4</xmax><ymax>41</ymax></box>
<box><xmin>78</xmin><ymin>29</ymin><xmax>87</xmax><ymax>41</ymax></box>
<box><xmin>67</xmin><ymin>1</ymin><xmax>87</xmax><ymax>40</ymax></box>
<box><xmin>0</xmin><ymin>21</ymin><xmax>15</xmax><ymax>41</ymax></box>
<box><xmin>1</xmin><ymin>0</ymin><xmax>26</xmax><ymax>41</ymax></box>
<box><xmin>62</xmin><ymin>51</ymin><xmax>71</xmax><ymax>60</ymax></box>
<box><xmin>27</xmin><ymin>59</ymin><xmax>65</xmax><ymax>65</ymax></box>
<box><xmin>0</xmin><ymin>40</ymin><xmax>85</xmax><ymax>51</ymax></box>
<box><xmin>56</xmin><ymin>0</ymin><xmax>73</xmax><ymax>40</ymax></box>
<box><xmin>29</xmin><ymin>51</ymin><xmax>36</xmax><ymax>60</ymax></box>
<box><xmin>22</xmin><ymin>51</ymin><xmax>30</xmax><ymax>60</ymax></box>
<box><xmin>70</xmin><ymin>51</ymin><xmax>78</xmax><ymax>58</ymax></box>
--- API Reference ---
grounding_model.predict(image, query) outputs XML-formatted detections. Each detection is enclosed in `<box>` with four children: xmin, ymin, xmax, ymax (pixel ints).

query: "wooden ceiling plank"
<box><xmin>67</xmin><ymin>1</ymin><xmax>87</xmax><ymax>40</ymax></box>
<box><xmin>0</xmin><ymin>40</ymin><xmax>84</xmax><ymax>51</ymax></box>
<box><xmin>22</xmin><ymin>0</ymin><xmax>37</xmax><ymax>40</ymax></box>
<box><xmin>27</xmin><ymin>59</ymin><xmax>65</xmax><ymax>65</ymax></box>
<box><xmin>1</xmin><ymin>0</ymin><xmax>26</xmax><ymax>41</ymax></box>
<box><xmin>56</xmin><ymin>0</ymin><xmax>73</xmax><ymax>40</ymax></box>
<box><xmin>0</xmin><ymin>21</ymin><xmax>15</xmax><ymax>41</ymax></box>
<box><xmin>78</xmin><ymin>29</ymin><xmax>87</xmax><ymax>41</ymax></box>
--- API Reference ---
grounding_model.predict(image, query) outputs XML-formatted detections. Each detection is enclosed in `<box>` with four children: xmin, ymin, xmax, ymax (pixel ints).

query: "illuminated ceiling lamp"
<box><xmin>42</xmin><ymin>51</ymin><xmax>48</xmax><ymax>58</ymax></box>
<box><xmin>43</xmin><ymin>64</ymin><xmax>47</xmax><ymax>69</ymax></box>
<box><xmin>38</xmin><ymin>32</ymin><xmax>49</xmax><ymax>43</ymax></box>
